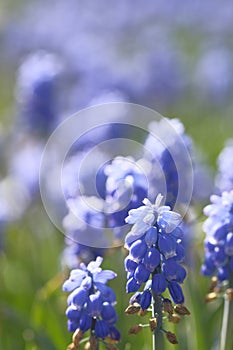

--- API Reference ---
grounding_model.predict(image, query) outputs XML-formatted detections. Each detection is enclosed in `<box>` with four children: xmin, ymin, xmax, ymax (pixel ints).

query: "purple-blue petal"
<box><xmin>151</xmin><ymin>273</ymin><xmax>167</xmax><ymax>294</ymax></box>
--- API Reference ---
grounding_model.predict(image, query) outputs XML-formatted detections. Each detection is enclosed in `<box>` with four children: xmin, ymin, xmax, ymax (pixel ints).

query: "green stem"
<box><xmin>220</xmin><ymin>273</ymin><xmax>233</xmax><ymax>350</ymax></box>
<box><xmin>152</xmin><ymin>290</ymin><xmax>164</xmax><ymax>350</ymax></box>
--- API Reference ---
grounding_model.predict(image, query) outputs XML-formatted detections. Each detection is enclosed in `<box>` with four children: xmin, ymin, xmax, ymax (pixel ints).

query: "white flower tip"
<box><xmin>155</xmin><ymin>193</ymin><xmax>164</xmax><ymax>208</ymax></box>
<box><xmin>96</xmin><ymin>256</ymin><xmax>103</xmax><ymax>264</ymax></box>
<box><xmin>142</xmin><ymin>198</ymin><xmax>151</xmax><ymax>206</ymax></box>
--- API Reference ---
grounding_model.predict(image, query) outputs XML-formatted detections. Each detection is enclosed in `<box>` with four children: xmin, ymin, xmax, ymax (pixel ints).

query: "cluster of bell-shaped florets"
<box><xmin>124</xmin><ymin>195</ymin><xmax>187</xmax><ymax>307</ymax></box>
<box><xmin>215</xmin><ymin>139</ymin><xmax>233</xmax><ymax>193</ymax></box>
<box><xmin>105</xmin><ymin>156</ymin><xmax>148</xmax><ymax>234</ymax></box>
<box><xmin>201</xmin><ymin>191</ymin><xmax>233</xmax><ymax>282</ymax></box>
<box><xmin>63</xmin><ymin>257</ymin><xmax>120</xmax><ymax>349</ymax></box>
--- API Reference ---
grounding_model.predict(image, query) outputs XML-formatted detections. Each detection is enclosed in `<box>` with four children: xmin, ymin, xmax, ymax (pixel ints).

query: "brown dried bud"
<box><xmin>67</xmin><ymin>343</ymin><xmax>77</xmax><ymax>350</ymax></box>
<box><xmin>128</xmin><ymin>324</ymin><xmax>143</xmax><ymax>335</ymax></box>
<box><xmin>149</xmin><ymin>318</ymin><xmax>157</xmax><ymax>331</ymax></box>
<box><xmin>214</xmin><ymin>286</ymin><xmax>222</xmax><ymax>294</ymax></box>
<box><xmin>226</xmin><ymin>288</ymin><xmax>233</xmax><ymax>301</ymax></box>
<box><xmin>89</xmin><ymin>335</ymin><xmax>99</xmax><ymax>350</ymax></box>
<box><xmin>168</xmin><ymin>314</ymin><xmax>181</xmax><ymax>324</ymax></box>
<box><xmin>205</xmin><ymin>292</ymin><xmax>217</xmax><ymax>303</ymax></box>
<box><xmin>166</xmin><ymin>331</ymin><xmax>178</xmax><ymax>344</ymax></box>
<box><xmin>162</xmin><ymin>299</ymin><xmax>173</xmax><ymax>315</ymax></box>
<box><xmin>174</xmin><ymin>304</ymin><xmax>191</xmax><ymax>316</ymax></box>
<box><xmin>106</xmin><ymin>344</ymin><xmax>118</xmax><ymax>350</ymax></box>
<box><xmin>138</xmin><ymin>308</ymin><xmax>148</xmax><ymax>316</ymax></box>
<box><xmin>125</xmin><ymin>303</ymin><xmax>141</xmax><ymax>315</ymax></box>
<box><xmin>84</xmin><ymin>342</ymin><xmax>90</xmax><ymax>350</ymax></box>
<box><xmin>208</xmin><ymin>276</ymin><xmax>218</xmax><ymax>292</ymax></box>
<box><xmin>104</xmin><ymin>336</ymin><xmax>120</xmax><ymax>345</ymax></box>
<box><xmin>72</xmin><ymin>329</ymin><xmax>83</xmax><ymax>347</ymax></box>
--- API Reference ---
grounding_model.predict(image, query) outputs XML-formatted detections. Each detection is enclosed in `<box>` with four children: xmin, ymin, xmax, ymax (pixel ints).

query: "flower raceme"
<box><xmin>63</xmin><ymin>257</ymin><xmax>120</xmax><ymax>348</ymax></box>
<box><xmin>124</xmin><ymin>195</ymin><xmax>187</xmax><ymax>307</ymax></box>
<box><xmin>201</xmin><ymin>191</ymin><xmax>233</xmax><ymax>282</ymax></box>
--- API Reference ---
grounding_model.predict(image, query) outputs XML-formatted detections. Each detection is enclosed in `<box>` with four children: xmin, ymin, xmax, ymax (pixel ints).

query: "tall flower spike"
<box><xmin>144</xmin><ymin>118</ymin><xmax>212</xmax><ymax>208</ymax></box>
<box><xmin>202</xmin><ymin>191</ymin><xmax>233</xmax><ymax>350</ymax></box>
<box><xmin>16</xmin><ymin>50</ymin><xmax>62</xmax><ymax>136</ymax></box>
<box><xmin>215</xmin><ymin>139</ymin><xmax>233</xmax><ymax>193</ymax></box>
<box><xmin>124</xmin><ymin>195</ymin><xmax>189</xmax><ymax>344</ymax></box>
<box><xmin>63</xmin><ymin>257</ymin><xmax>120</xmax><ymax>349</ymax></box>
<box><xmin>201</xmin><ymin>191</ymin><xmax>233</xmax><ymax>283</ymax></box>
<box><xmin>104</xmin><ymin>156</ymin><xmax>148</xmax><ymax>240</ymax></box>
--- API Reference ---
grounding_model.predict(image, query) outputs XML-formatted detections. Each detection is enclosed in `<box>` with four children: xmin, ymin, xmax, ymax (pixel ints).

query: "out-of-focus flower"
<box><xmin>15</xmin><ymin>50</ymin><xmax>63</xmax><ymax>136</ymax></box>
<box><xmin>9</xmin><ymin>137</ymin><xmax>44</xmax><ymax>196</ymax></box>
<box><xmin>62</xmin><ymin>196</ymin><xmax>107</xmax><ymax>268</ymax></box>
<box><xmin>194</xmin><ymin>48</ymin><xmax>233</xmax><ymax>103</ymax></box>
<box><xmin>216</xmin><ymin>139</ymin><xmax>233</xmax><ymax>193</ymax></box>
<box><xmin>105</xmin><ymin>156</ymin><xmax>148</xmax><ymax>235</ymax></box>
<box><xmin>201</xmin><ymin>191</ymin><xmax>233</xmax><ymax>282</ymax></box>
<box><xmin>144</xmin><ymin>118</ymin><xmax>212</xmax><ymax>208</ymax></box>
<box><xmin>0</xmin><ymin>176</ymin><xmax>30</xmax><ymax>222</ymax></box>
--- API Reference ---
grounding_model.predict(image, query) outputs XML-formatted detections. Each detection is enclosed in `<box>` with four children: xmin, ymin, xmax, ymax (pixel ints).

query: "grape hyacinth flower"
<box><xmin>15</xmin><ymin>50</ymin><xmax>62</xmax><ymax>136</ymax></box>
<box><xmin>63</xmin><ymin>256</ymin><xmax>120</xmax><ymax>349</ymax></box>
<box><xmin>124</xmin><ymin>194</ymin><xmax>189</xmax><ymax>345</ymax></box>
<box><xmin>201</xmin><ymin>191</ymin><xmax>233</xmax><ymax>284</ymax></box>
<box><xmin>144</xmin><ymin>118</ymin><xmax>212</xmax><ymax>209</ymax></box>
<box><xmin>105</xmin><ymin>156</ymin><xmax>148</xmax><ymax>239</ymax></box>
<box><xmin>62</xmin><ymin>196</ymin><xmax>107</xmax><ymax>269</ymax></box>
<box><xmin>202</xmin><ymin>191</ymin><xmax>233</xmax><ymax>350</ymax></box>
<box><xmin>215</xmin><ymin>139</ymin><xmax>233</xmax><ymax>193</ymax></box>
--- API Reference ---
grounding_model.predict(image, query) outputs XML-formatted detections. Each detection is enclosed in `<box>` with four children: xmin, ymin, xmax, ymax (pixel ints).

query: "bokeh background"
<box><xmin>0</xmin><ymin>1</ymin><xmax>233</xmax><ymax>349</ymax></box>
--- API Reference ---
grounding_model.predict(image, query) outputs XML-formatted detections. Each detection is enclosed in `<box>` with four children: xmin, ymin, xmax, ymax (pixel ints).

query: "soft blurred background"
<box><xmin>0</xmin><ymin>1</ymin><xmax>233</xmax><ymax>349</ymax></box>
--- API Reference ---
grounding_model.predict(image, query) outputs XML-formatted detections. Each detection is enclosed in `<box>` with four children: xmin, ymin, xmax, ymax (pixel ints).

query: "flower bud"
<box><xmin>166</xmin><ymin>331</ymin><xmax>178</xmax><ymax>344</ymax></box>
<box><xmin>226</xmin><ymin>288</ymin><xmax>233</xmax><ymax>301</ymax></box>
<box><xmin>125</xmin><ymin>303</ymin><xmax>141</xmax><ymax>315</ymax></box>
<box><xmin>162</xmin><ymin>298</ymin><xmax>173</xmax><ymax>315</ymax></box>
<box><xmin>72</xmin><ymin>329</ymin><xmax>83</xmax><ymax>346</ymax></box>
<box><xmin>205</xmin><ymin>292</ymin><xmax>217</xmax><ymax>303</ymax></box>
<box><xmin>174</xmin><ymin>304</ymin><xmax>190</xmax><ymax>316</ymax></box>
<box><xmin>149</xmin><ymin>318</ymin><xmax>157</xmax><ymax>331</ymax></box>
<box><xmin>128</xmin><ymin>324</ymin><xmax>143</xmax><ymax>334</ymax></box>
<box><xmin>67</xmin><ymin>343</ymin><xmax>77</xmax><ymax>350</ymax></box>
<box><xmin>168</xmin><ymin>314</ymin><xmax>181</xmax><ymax>324</ymax></box>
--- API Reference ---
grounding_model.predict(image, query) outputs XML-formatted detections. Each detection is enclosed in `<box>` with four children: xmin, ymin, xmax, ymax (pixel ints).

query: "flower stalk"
<box><xmin>220</xmin><ymin>273</ymin><xmax>233</xmax><ymax>350</ymax></box>
<box><xmin>152</xmin><ymin>290</ymin><xmax>164</xmax><ymax>350</ymax></box>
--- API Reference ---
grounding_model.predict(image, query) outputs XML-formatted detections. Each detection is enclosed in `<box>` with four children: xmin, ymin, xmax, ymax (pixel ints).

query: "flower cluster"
<box><xmin>216</xmin><ymin>139</ymin><xmax>233</xmax><ymax>193</ymax></box>
<box><xmin>201</xmin><ymin>191</ymin><xmax>233</xmax><ymax>283</ymax></box>
<box><xmin>63</xmin><ymin>257</ymin><xmax>120</xmax><ymax>349</ymax></box>
<box><xmin>61</xmin><ymin>155</ymin><xmax>148</xmax><ymax>267</ymax></box>
<box><xmin>6</xmin><ymin>0</ymin><xmax>233</xmax><ymax>110</ymax></box>
<box><xmin>62</xmin><ymin>196</ymin><xmax>107</xmax><ymax>268</ymax></box>
<box><xmin>124</xmin><ymin>195</ymin><xmax>186</xmax><ymax>307</ymax></box>
<box><xmin>105</xmin><ymin>156</ymin><xmax>148</xmax><ymax>236</ymax></box>
<box><xmin>15</xmin><ymin>50</ymin><xmax>62</xmax><ymax>136</ymax></box>
<box><xmin>144</xmin><ymin>118</ymin><xmax>212</xmax><ymax>209</ymax></box>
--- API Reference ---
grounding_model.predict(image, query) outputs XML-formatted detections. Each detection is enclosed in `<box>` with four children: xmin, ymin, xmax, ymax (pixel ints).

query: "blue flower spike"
<box><xmin>202</xmin><ymin>191</ymin><xmax>233</xmax><ymax>301</ymax></box>
<box><xmin>63</xmin><ymin>257</ymin><xmax>120</xmax><ymax>349</ymax></box>
<box><xmin>124</xmin><ymin>195</ymin><xmax>190</xmax><ymax>344</ymax></box>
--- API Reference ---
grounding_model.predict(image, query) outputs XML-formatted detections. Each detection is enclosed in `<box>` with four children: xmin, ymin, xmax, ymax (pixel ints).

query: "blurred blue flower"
<box><xmin>194</xmin><ymin>47</ymin><xmax>233</xmax><ymax>103</ymax></box>
<box><xmin>216</xmin><ymin>139</ymin><xmax>233</xmax><ymax>193</ymax></box>
<box><xmin>144</xmin><ymin>118</ymin><xmax>213</xmax><ymax>208</ymax></box>
<box><xmin>201</xmin><ymin>191</ymin><xmax>233</xmax><ymax>282</ymax></box>
<box><xmin>15</xmin><ymin>50</ymin><xmax>62</xmax><ymax>136</ymax></box>
<box><xmin>105</xmin><ymin>156</ymin><xmax>148</xmax><ymax>235</ymax></box>
<box><xmin>62</xmin><ymin>196</ymin><xmax>107</xmax><ymax>268</ymax></box>
<box><xmin>63</xmin><ymin>256</ymin><xmax>120</xmax><ymax>344</ymax></box>
<box><xmin>9</xmin><ymin>137</ymin><xmax>44</xmax><ymax>196</ymax></box>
